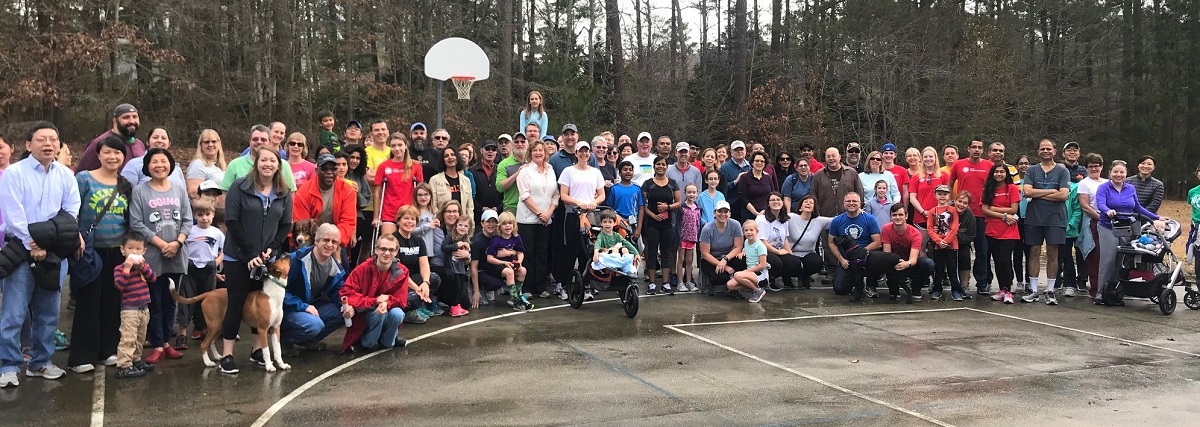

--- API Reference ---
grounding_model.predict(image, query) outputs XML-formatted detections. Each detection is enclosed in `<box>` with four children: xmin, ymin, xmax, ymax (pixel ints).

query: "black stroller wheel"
<box><xmin>623</xmin><ymin>283</ymin><xmax>639</xmax><ymax>318</ymax></box>
<box><xmin>568</xmin><ymin>270</ymin><xmax>585</xmax><ymax>309</ymax></box>
<box><xmin>1158</xmin><ymin>289</ymin><xmax>1176</xmax><ymax>315</ymax></box>
<box><xmin>1184</xmin><ymin>290</ymin><xmax>1200</xmax><ymax>310</ymax></box>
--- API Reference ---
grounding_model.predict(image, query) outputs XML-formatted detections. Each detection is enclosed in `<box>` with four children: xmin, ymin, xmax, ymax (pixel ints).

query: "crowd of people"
<box><xmin>1</xmin><ymin>93</ymin><xmax>1199</xmax><ymax>388</ymax></box>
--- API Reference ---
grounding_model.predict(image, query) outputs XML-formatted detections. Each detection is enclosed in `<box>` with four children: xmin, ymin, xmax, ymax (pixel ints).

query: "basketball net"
<box><xmin>451</xmin><ymin>76</ymin><xmax>475</xmax><ymax>100</ymax></box>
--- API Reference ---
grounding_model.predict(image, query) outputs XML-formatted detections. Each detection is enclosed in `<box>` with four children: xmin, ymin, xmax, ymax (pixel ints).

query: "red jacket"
<box><xmin>293</xmin><ymin>177</ymin><xmax>357</xmax><ymax>247</ymax></box>
<box><xmin>338</xmin><ymin>257</ymin><xmax>411</xmax><ymax>351</ymax></box>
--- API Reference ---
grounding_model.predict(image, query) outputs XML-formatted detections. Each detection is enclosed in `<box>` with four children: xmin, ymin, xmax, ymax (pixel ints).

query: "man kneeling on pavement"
<box><xmin>338</xmin><ymin>234</ymin><xmax>431</xmax><ymax>352</ymax></box>
<box><xmin>282</xmin><ymin>224</ymin><xmax>347</xmax><ymax>356</ymax></box>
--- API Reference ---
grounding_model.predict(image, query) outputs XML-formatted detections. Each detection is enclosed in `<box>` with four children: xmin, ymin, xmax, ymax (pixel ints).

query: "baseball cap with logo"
<box><xmin>1063</xmin><ymin>141</ymin><xmax>1080</xmax><ymax>151</ymax></box>
<box><xmin>316</xmin><ymin>153</ymin><xmax>337</xmax><ymax>168</ymax></box>
<box><xmin>675</xmin><ymin>142</ymin><xmax>690</xmax><ymax>152</ymax></box>
<box><xmin>576</xmin><ymin>141</ymin><xmax>591</xmax><ymax>150</ymax></box>
<box><xmin>846</xmin><ymin>142</ymin><xmax>862</xmax><ymax>153</ymax></box>
<box><xmin>637</xmin><ymin>132</ymin><xmax>652</xmax><ymax>141</ymax></box>
<box><xmin>562</xmin><ymin>123</ymin><xmax>579</xmax><ymax>134</ymax></box>
<box><xmin>715</xmin><ymin>201</ymin><xmax>732</xmax><ymax>211</ymax></box>
<box><xmin>410</xmin><ymin>122</ymin><xmax>427</xmax><ymax>131</ymax></box>
<box><xmin>882</xmin><ymin>142</ymin><xmax>897</xmax><ymax>152</ymax></box>
<box><xmin>198</xmin><ymin>180</ymin><xmax>222</xmax><ymax>193</ymax></box>
<box><xmin>730</xmin><ymin>140</ymin><xmax>746</xmax><ymax>150</ymax></box>
<box><xmin>497</xmin><ymin>133</ymin><xmax>512</xmax><ymax>142</ymax></box>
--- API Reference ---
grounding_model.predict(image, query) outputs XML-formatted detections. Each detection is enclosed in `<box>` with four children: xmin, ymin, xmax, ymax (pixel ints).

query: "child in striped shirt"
<box><xmin>114</xmin><ymin>233</ymin><xmax>158</xmax><ymax>379</ymax></box>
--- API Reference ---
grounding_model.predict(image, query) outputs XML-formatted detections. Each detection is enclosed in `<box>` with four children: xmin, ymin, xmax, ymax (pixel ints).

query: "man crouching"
<box><xmin>338</xmin><ymin>234</ymin><xmax>430</xmax><ymax>352</ymax></box>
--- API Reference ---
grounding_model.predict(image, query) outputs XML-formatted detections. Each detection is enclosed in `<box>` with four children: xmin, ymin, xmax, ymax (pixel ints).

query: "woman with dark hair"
<box><xmin>786</xmin><ymin>195</ymin><xmax>832</xmax><ymax>289</ymax></box>
<box><xmin>428</xmin><ymin>200</ymin><xmax>471</xmax><ymax>317</ymax></box>
<box><xmin>773</xmin><ymin>152</ymin><xmax>794</xmax><ymax>190</ymax></box>
<box><xmin>129</xmin><ymin>147</ymin><xmax>192</xmax><ymax>364</ymax></box>
<box><xmin>736</xmin><ymin>151</ymin><xmax>774</xmax><ymax>219</ymax></box>
<box><xmin>67</xmin><ymin>137</ymin><xmax>132</xmax><ymax>373</ymax></box>
<box><xmin>756</xmin><ymin>192</ymin><xmax>802</xmax><ymax>290</ymax></box>
<box><xmin>122</xmin><ymin>127</ymin><xmax>185</xmax><ymax>188</ymax></box>
<box><xmin>981</xmin><ymin>162</ymin><xmax>1022</xmax><ymax>304</ymax></box>
<box><xmin>781</xmin><ymin>158</ymin><xmax>813</xmax><ymax>213</ymax></box>
<box><xmin>617</xmin><ymin>142</ymin><xmax>634</xmax><ymax>161</ymax></box>
<box><xmin>638</xmin><ymin>156</ymin><xmax>681</xmax><ymax>294</ymax></box>
<box><xmin>430</xmin><ymin>146</ymin><xmax>473</xmax><ymax>222</ymax></box>
<box><xmin>1094</xmin><ymin>160</ymin><xmax>1162</xmax><ymax>304</ymax></box>
<box><xmin>219</xmin><ymin>147</ymin><xmax>293</xmax><ymax>374</ymax></box>
<box><xmin>341</xmin><ymin>145</ymin><xmax>372</xmax><ymax>265</ymax></box>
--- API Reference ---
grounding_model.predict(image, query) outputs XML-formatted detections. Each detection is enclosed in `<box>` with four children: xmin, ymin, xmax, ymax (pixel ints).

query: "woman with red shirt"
<box><xmin>981</xmin><ymin>163</ymin><xmax>1022</xmax><ymax>304</ymax></box>
<box><xmin>909</xmin><ymin>146</ymin><xmax>948</xmax><ymax>226</ymax></box>
<box><xmin>373</xmin><ymin>132</ymin><xmax>423</xmax><ymax>236</ymax></box>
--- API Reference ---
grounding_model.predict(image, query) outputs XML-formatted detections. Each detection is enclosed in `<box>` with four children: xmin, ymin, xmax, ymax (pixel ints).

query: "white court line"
<box><xmin>966</xmin><ymin>308</ymin><xmax>1200</xmax><ymax>358</ymax></box>
<box><xmin>665</xmin><ymin>325</ymin><xmax>956</xmax><ymax>427</ymax></box>
<box><xmin>667</xmin><ymin>307</ymin><xmax>970</xmax><ymax>328</ymax></box>
<box><xmin>250</xmin><ymin>296</ymin><xmax>629</xmax><ymax>427</ymax></box>
<box><xmin>91</xmin><ymin>367</ymin><xmax>105</xmax><ymax>427</ymax></box>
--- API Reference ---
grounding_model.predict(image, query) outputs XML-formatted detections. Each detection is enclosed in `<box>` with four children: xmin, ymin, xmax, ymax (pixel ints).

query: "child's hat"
<box><xmin>934</xmin><ymin>184</ymin><xmax>951</xmax><ymax>193</ymax></box>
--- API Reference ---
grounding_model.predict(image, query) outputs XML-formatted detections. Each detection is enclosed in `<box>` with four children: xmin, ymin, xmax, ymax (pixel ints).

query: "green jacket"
<box><xmin>495</xmin><ymin>155</ymin><xmax>526</xmax><ymax>212</ymax></box>
<box><xmin>1065</xmin><ymin>182</ymin><xmax>1082</xmax><ymax>239</ymax></box>
<box><xmin>596</xmin><ymin>231</ymin><xmax>637</xmax><ymax>255</ymax></box>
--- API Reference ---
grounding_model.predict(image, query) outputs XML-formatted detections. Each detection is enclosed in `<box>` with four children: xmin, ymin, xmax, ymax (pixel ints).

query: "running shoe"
<box><xmin>25</xmin><ymin>364</ymin><xmax>65</xmax><ymax>380</ymax></box>
<box><xmin>951</xmin><ymin>291</ymin><xmax>963</xmax><ymax>301</ymax></box>
<box><xmin>1045</xmin><ymin>291</ymin><xmax>1058</xmax><ymax>306</ymax></box>
<box><xmin>1021</xmin><ymin>292</ymin><xmax>1039</xmax><ymax>303</ymax></box>
<box><xmin>449</xmin><ymin>305</ymin><xmax>469</xmax><ymax>317</ymax></box>
<box><xmin>647</xmin><ymin>283</ymin><xmax>658</xmax><ymax>295</ymax></box>
<box><xmin>403</xmin><ymin>311</ymin><xmax>427</xmax><ymax>324</ymax></box>
<box><xmin>539</xmin><ymin>291</ymin><xmax>552</xmax><ymax>299</ymax></box>
<box><xmin>930</xmin><ymin>291</ymin><xmax>943</xmax><ymax>301</ymax></box>
<box><xmin>583</xmin><ymin>290</ymin><xmax>594</xmax><ymax>301</ymax></box>
<box><xmin>219</xmin><ymin>355</ymin><xmax>239</xmax><ymax>374</ymax></box>
<box><xmin>663</xmin><ymin>283</ymin><xmax>674</xmax><ymax>295</ymax></box>
<box><xmin>1003</xmin><ymin>291</ymin><xmax>1015</xmax><ymax>304</ymax></box>
<box><xmin>991</xmin><ymin>292</ymin><xmax>1004</xmax><ymax>302</ymax></box>
<box><xmin>133</xmin><ymin>360</ymin><xmax>154</xmax><ymax>372</ymax></box>
<box><xmin>70</xmin><ymin>364</ymin><xmax>95</xmax><ymax>374</ymax></box>
<box><xmin>1063</xmin><ymin>287</ymin><xmax>1076</xmax><ymax>297</ymax></box>
<box><xmin>748</xmin><ymin>288</ymin><xmax>766</xmax><ymax>303</ymax></box>
<box><xmin>115</xmin><ymin>366</ymin><xmax>146</xmax><ymax>379</ymax></box>
<box><xmin>767</xmin><ymin>281</ymin><xmax>783</xmax><ymax>292</ymax></box>
<box><xmin>249</xmin><ymin>348</ymin><xmax>266</xmax><ymax>367</ymax></box>
<box><xmin>53</xmin><ymin>330</ymin><xmax>69</xmax><ymax>351</ymax></box>
<box><xmin>0</xmin><ymin>371</ymin><xmax>18</xmax><ymax>388</ymax></box>
<box><xmin>558</xmin><ymin>287</ymin><xmax>569</xmax><ymax>301</ymax></box>
<box><xmin>864</xmin><ymin>288</ymin><xmax>878</xmax><ymax>298</ymax></box>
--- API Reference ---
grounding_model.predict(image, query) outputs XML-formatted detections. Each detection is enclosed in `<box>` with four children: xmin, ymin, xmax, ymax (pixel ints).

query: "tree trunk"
<box><xmin>501</xmin><ymin>0</ymin><xmax>514</xmax><ymax>103</ymax></box>
<box><xmin>733</xmin><ymin>0</ymin><xmax>748</xmax><ymax>110</ymax></box>
<box><xmin>606</xmin><ymin>0</ymin><xmax>627</xmax><ymax>133</ymax></box>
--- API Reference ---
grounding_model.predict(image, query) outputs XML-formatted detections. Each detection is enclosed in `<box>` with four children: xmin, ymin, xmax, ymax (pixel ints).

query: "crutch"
<box><xmin>369</xmin><ymin>176</ymin><xmax>388</xmax><ymax>251</ymax></box>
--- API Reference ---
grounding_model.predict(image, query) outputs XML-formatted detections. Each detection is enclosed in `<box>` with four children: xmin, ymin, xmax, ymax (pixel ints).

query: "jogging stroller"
<box><xmin>1101</xmin><ymin>217</ymin><xmax>1196</xmax><ymax>315</ymax></box>
<box><xmin>565</xmin><ymin>206</ymin><xmax>640</xmax><ymax>318</ymax></box>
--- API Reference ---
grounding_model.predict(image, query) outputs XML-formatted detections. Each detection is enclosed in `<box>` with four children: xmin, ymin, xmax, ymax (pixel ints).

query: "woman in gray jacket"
<box><xmin>218</xmin><ymin>147</ymin><xmax>293</xmax><ymax>375</ymax></box>
<box><xmin>129</xmin><ymin>148</ymin><xmax>193</xmax><ymax>364</ymax></box>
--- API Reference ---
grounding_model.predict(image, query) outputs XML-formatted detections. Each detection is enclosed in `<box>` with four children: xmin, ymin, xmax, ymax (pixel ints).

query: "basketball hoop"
<box><xmin>451</xmin><ymin>76</ymin><xmax>475</xmax><ymax>100</ymax></box>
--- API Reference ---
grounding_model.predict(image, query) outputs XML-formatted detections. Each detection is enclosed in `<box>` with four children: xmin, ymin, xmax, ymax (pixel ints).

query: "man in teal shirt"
<box><xmin>220</xmin><ymin>124</ymin><xmax>296</xmax><ymax>191</ymax></box>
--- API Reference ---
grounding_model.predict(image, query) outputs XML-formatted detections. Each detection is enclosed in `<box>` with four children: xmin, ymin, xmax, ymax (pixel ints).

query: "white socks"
<box><xmin>1029</xmin><ymin>277</ymin><xmax>1039</xmax><ymax>293</ymax></box>
<box><xmin>1029</xmin><ymin>277</ymin><xmax>1057</xmax><ymax>293</ymax></box>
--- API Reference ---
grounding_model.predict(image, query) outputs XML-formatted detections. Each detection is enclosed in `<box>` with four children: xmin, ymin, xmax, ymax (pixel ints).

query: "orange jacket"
<box><xmin>293</xmin><ymin>177</ymin><xmax>357</xmax><ymax>247</ymax></box>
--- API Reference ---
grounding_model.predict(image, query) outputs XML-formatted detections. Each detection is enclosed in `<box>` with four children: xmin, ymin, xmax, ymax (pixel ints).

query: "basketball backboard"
<box><xmin>424</xmin><ymin>38</ymin><xmax>490</xmax><ymax>81</ymax></box>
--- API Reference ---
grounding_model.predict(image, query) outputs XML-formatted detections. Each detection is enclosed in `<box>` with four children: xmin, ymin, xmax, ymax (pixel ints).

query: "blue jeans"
<box><xmin>359</xmin><ymin>307</ymin><xmax>405</xmax><ymax>349</ymax></box>
<box><xmin>1</xmin><ymin>262</ymin><xmax>66</xmax><ymax>374</ymax></box>
<box><xmin>281</xmin><ymin>301</ymin><xmax>344</xmax><ymax>345</ymax></box>
<box><xmin>832</xmin><ymin>264</ymin><xmax>860</xmax><ymax>295</ymax></box>
<box><xmin>972</xmin><ymin>218</ymin><xmax>993</xmax><ymax>292</ymax></box>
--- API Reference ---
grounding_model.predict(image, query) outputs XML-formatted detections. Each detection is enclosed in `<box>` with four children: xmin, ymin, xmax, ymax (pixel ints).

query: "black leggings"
<box><xmin>352</xmin><ymin>215</ymin><xmax>374</xmax><ymax>267</ymax></box>
<box><xmin>68</xmin><ymin>246</ymin><xmax>123</xmax><ymax>366</ymax></box>
<box><xmin>701</xmin><ymin>257</ymin><xmax>748</xmax><ymax>288</ymax></box>
<box><xmin>186</xmin><ymin>263</ymin><xmax>216</xmax><ymax>331</ymax></box>
<box><xmin>518</xmin><ymin>223</ymin><xmax>551</xmax><ymax>294</ymax></box>
<box><xmin>551</xmin><ymin>212</ymin><xmax>584</xmax><ymax>282</ymax></box>
<box><xmin>222</xmin><ymin>260</ymin><xmax>262</xmax><ymax>341</ymax></box>
<box><xmin>766</xmin><ymin>253</ymin><xmax>803</xmax><ymax>281</ymax></box>
<box><xmin>641</xmin><ymin>225</ymin><xmax>677</xmax><ymax>274</ymax></box>
<box><xmin>988</xmin><ymin>238</ymin><xmax>1017</xmax><ymax>292</ymax></box>
<box><xmin>430</xmin><ymin>266</ymin><xmax>466</xmax><ymax>306</ymax></box>
<box><xmin>794</xmin><ymin>252</ymin><xmax>824</xmax><ymax>285</ymax></box>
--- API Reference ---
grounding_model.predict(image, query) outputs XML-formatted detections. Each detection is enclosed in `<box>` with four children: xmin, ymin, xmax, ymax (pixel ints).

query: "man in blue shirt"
<box><xmin>0</xmin><ymin>122</ymin><xmax>81</xmax><ymax>386</ymax></box>
<box><xmin>827</xmin><ymin>192</ymin><xmax>881</xmax><ymax>297</ymax></box>
<box><xmin>719</xmin><ymin>140</ymin><xmax>751</xmax><ymax>221</ymax></box>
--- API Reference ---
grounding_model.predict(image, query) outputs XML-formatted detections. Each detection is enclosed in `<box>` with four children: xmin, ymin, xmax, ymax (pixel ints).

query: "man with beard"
<box><xmin>219</xmin><ymin>124</ymin><xmax>297</xmax><ymax>191</ymax></box>
<box><xmin>343</xmin><ymin>121</ymin><xmax>364</xmax><ymax>146</ymax></box>
<box><xmin>843</xmin><ymin>142</ymin><xmax>863</xmax><ymax>173</ymax></box>
<box><xmin>408</xmin><ymin>122</ymin><xmax>441</xmax><ymax>177</ymax></box>
<box><xmin>949</xmin><ymin>137</ymin><xmax>995</xmax><ymax>295</ymax></box>
<box><xmin>293</xmin><ymin>154</ymin><xmax>358</xmax><ymax>248</ymax></box>
<box><xmin>656</xmin><ymin>136</ymin><xmax>676</xmax><ymax>165</ymax></box>
<box><xmin>523</xmin><ymin>122</ymin><xmax>542</xmax><ymax>142</ymax></box>
<box><xmin>470</xmin><ymin>140</ymin><xmax>503</xmax><ymax>224</ymax></box>
<box><xmin>812</xmin><ymin>147</ymin><xmax>864</xmax><ymax>281</ymax></box>
<box><xmin>77</xmin><ymin>103</ymin><xmax>144</xmax><ymax>171</ymax></box>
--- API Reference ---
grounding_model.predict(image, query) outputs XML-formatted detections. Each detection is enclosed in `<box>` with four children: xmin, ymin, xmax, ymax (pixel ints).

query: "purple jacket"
<box><xmin>1096</xmin><ymin>181</ymin><xmax>1159</xmax><ymax>229</ymax></box>
<box><xmin>76</xmin><ymin>130</ymin><xmax>146</xmax><ymax>172</ymax></box>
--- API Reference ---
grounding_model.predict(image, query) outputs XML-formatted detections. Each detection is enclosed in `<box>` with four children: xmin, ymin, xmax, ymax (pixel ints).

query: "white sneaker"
<box><xmin>70</xmin><ymin>364</ymin><xmax>95</xmax><ymax>373</ymax></box>
<box><xmin>991</xmin><ymin>292</ymin><xmax>1004</xmax><ymax>301</ymax></box>
<box><xmin>26</xmin><ymin>364</ymin><xmax>66</xmax><ymax>380</ymax></box>
<box><xmin>584</xmin><ymin>290</ymin><xmax>594</xmax><ymax>301</ymax></box>
<box><xmin>558</xmin><ymin>288</ymin><xmax>569</xmax><ymax>301</ymax></box>
<box><xmin>1046</xmin><ymin>291</ymin><xmax>1058</xmax><ymax>306</ymax></box>
<box><xmin>1063</xmin><ymin>287</ymin><xmax>1076</xmax><ymax>297</ymax></box>
<box><xmin>1021</xmin><ymin>292</ymin><xmax>1039</xmax><ymax>303</ymax></box>
<box><xmin>0</xmin><ymin>371</ymin><xmax>18</xmax><ymax>387</ymax></box>
<box><xmin>103</xmin><ymin>355</ymin><xmax>118</xmax><ymax>366</ymax></box>
<box><xmin>687</xmin><ymin>282</ymin><xmax>698</xmax><ymax>292</ymax></box>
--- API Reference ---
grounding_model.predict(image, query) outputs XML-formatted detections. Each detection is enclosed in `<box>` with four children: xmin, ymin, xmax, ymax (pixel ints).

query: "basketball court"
<box><xmin>6</xmin><ymin>286</ymin><xmax>1200</xmax><ymax>426</ymax></box>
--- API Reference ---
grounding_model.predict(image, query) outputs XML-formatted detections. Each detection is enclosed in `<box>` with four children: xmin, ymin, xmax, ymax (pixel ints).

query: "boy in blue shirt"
<box><xmin>608</xmin><ymin>161</ymin><xmax>645</xmax><ymax>226</ymax></box>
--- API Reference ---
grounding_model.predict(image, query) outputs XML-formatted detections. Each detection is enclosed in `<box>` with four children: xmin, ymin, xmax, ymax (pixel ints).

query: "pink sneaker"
<box><xmin>1002</xmin><ymin>291</ymin><xmax>1015</xmax><ymax>304</ymax></box>
<box><xmin>450</xmin><ymin>305</ymin><xmax>469</xmax><ymax>317</ymax></box>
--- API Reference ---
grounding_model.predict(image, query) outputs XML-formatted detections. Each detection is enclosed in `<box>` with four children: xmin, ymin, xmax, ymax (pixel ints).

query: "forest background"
<box><xmin>1</xmin><ymin>0</ymin><xmax>1197</xmax><ymax>196</ymax></box>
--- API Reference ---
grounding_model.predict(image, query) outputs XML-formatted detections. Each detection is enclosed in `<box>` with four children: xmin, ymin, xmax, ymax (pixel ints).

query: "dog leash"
<box><xmin>266</xmin><ymin>276</ymin><xmax>288</xmax><ymax>288</ymax></box>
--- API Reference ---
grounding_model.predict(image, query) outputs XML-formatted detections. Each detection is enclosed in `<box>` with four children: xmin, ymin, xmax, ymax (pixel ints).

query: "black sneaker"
<box><xmin>249</xmin><ymin>349</ymin><xmax>266</xmax><ymax>367</ymax></box>
<box><xmin>133</xmin><ymin>360</ymin><xmax>154</xmax><ymax>372</ymax></box>
<box><xmin>282</xmin><ymin>344</ymin><xmax>301</xmax><ymax>358</ymax></box>
<box><xmin>768</xmin><ymin>281</ymin><xmax>783</xmax><ymax>292</ymax></box>
<box><xmin>219</xmin><ymin>356</ymin><xmax>239</xmax><ymax>374</ymax></box>
<box><xmin>115</xmin><ymin>366</ymin><xmax>145</xmax><ymax>379</ymax></box>
<box><xmin>395</xmin><ymin>338</ymin><xmax>408</xmax><ymax>348</ymax></box>
<box><xmin>865</xmin><ymin>288</ymin><xmax>878</xmax><ymax>298</ymax></box>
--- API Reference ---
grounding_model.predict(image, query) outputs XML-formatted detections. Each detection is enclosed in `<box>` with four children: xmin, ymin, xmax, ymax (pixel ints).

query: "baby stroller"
<box><xmin>1101</xmin><ymin>216</ymin><xmax>1196</xmax><ymax>315</ymax></box>
<box><xmin>565</xmin><ymin>206</ymin><xmax>640</xmax><ymax>318</ymax></box>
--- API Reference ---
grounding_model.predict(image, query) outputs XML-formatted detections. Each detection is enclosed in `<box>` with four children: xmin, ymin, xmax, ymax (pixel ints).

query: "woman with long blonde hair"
<box><xmin>187</xmin><ymin>129</ymin><xmax>228</xmax><ymax>199</ymax></box>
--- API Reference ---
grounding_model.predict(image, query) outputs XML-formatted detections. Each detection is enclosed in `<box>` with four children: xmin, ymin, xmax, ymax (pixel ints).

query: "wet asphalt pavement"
<box><xmin>4</xmin><ymin>282</ymin><xmax>1200</xmax><ymax>426</ymax></box>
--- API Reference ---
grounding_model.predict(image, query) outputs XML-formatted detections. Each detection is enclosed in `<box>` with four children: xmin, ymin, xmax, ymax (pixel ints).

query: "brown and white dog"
<box><xmin>170</xmin><ymin>257</ymin><xmax>293</xmax><ymax>372</ymax></box>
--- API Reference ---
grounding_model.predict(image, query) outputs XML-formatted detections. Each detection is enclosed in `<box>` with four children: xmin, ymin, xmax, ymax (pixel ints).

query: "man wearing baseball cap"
<box><xmin>843</xmin><ymin>142</ymin><xmax>863</xmax><ymax>173</ymax></box>
<box><xmin>719</xmin><ymin>140</ymin><xmax>751</xmax><ymax>220</ymax></box>
<box><xmin>470</xmin><ymin>139</ymin><xmax>504</xmax><ymax>224</ymax></box>
<box><xmin>293</xmin><ymin>153</ymin><xmax>358</xmax><ymax>247</ymax></box>
<box><xmin>880</xmin><ymin>142</ymin><xmax>910</xmax><ymax>211</ymax></box>
<box><xmin>667</xmin><ymin>141</ymin><xmax>702</xmax><ymax>199</ymax></box>
<box><xmin>77</xmin><ymin>103</ymin><xmax>145</xmax><ymax>171</ymax></box>
<box><xmin>549</xmin><ymin>123</ymin><xmax>595</xmax><ymax>177</ymax></box>
<box><xmin>343</xmin><ymin>120</ymin><xmax>364</xmax><ymax>146</ymax></box>
<box><xmin>1060</xmin><ymin>141</ymin><xmax>1086</xmax><ymax>183</ymax></box>
<box><xmin>496</xmin><ymin>133</ymin><xmax>513</xmax><ymax>158</ymax></box>
<box><xmin>469</xmin><ymin>209</ymin><xmax>507</xmax><ymax>307</ymax></box>
<box><xmin>408</xmin><ymin>122</ymin><xmax>442</xmax><ymax>177</ymax></box>
<box><xmin>623</xmin><ymin>132</ymin><xmax>657</xmax><ymax>186</ymax></box>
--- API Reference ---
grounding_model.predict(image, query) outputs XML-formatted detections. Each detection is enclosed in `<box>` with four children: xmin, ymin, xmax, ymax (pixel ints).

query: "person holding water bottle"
<box><xmin>281</xmin><ymin>223</ymin><xmax>348</xmax><ymax>356</ymax></box>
